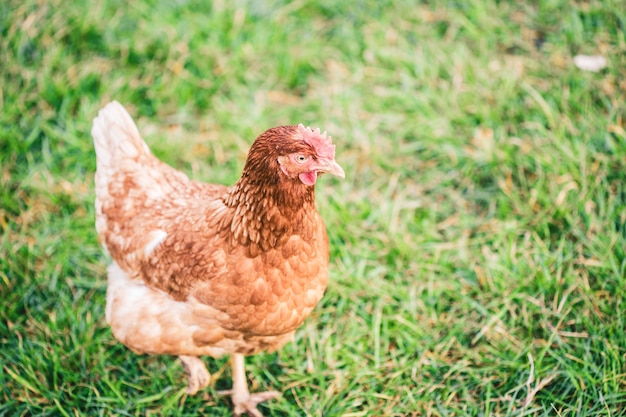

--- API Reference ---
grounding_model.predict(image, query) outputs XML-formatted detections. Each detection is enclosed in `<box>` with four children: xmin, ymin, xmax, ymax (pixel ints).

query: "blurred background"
<box><xmin>1</xmin><ymin>0</ymin><xmax>625</xmax><ymax>415</ymax></box>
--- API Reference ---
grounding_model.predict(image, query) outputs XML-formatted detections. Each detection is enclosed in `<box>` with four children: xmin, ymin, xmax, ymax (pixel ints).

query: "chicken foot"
<box><xmin>179</xmin><ymin>355</ymin><xmax>211</xmax><ymax>394</ymax></box>
<box><xmin>218</xmin><ymin>353</ymin><xmax>280</xmax><ymax>417</ymax></box>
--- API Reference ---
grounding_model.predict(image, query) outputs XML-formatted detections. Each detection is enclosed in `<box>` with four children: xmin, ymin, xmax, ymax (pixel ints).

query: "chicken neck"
<box><xmin>223</xmin><ymin>174</ymin><xmax>318</xmax><ymax>252</ymax></box>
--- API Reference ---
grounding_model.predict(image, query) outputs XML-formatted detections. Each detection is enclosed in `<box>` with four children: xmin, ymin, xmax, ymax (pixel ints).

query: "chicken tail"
<box><xmin>92</xmin><ymin>101</ymin><xmax>152</xmax><ymax>168</ymax></box>
<box><xmin>92</xmin><ymin>101</ymin><xmax>154</xmax><ymax>237</ymax></box>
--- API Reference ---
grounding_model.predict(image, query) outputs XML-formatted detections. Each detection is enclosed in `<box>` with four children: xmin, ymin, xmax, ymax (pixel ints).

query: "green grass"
<box><xmin>1</xmin><ymin>0</ymin><xmax>625</xmax><ymax>415</ymax></box>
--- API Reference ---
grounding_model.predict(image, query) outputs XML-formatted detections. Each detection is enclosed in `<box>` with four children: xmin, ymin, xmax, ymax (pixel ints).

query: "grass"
<box><xmin>1</xmin><ymin>0</ymin><xmax>625</xmax><ymax>415</ymax></box>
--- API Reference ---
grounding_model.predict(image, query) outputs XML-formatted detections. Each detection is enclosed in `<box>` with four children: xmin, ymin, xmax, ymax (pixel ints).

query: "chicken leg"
<box><xmin>179</xmin><ymin>355</ymin><xmax>211</xmax><ymax>394</ymax></box>
<box><xmin>218</xmin><ymin>353</ymin><xmax>280</xmax><ymax>417</ymax></box>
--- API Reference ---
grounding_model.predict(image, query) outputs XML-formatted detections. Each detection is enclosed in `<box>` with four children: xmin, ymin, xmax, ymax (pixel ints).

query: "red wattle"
<box><xmin>299</xmin><ymin>171</ymin><xmax>317</xmax><ymax>185</ymax></box>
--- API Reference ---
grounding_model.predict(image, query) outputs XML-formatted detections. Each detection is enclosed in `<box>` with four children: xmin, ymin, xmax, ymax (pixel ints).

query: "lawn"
<box><xmin>1</xmin><ymin>0</ymin><xmax>625</xmax><ymax>415</ymax></box>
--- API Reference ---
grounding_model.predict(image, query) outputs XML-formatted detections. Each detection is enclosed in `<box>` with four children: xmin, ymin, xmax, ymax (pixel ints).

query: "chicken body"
<box><xmin>92</xmin><ymin>102</ymin><xmax>344</xmax><ymax>416</ymax></box>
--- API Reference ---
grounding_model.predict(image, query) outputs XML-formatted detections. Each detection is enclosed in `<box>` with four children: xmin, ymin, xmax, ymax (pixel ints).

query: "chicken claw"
<box><xmin>179</xmin><ymin>355</ymin><xmax>211</xmax><ymax>395</ymax></box>
<box><xmin>218</xmin><ymin>389</ymin><xmax>281</xmax><ymax>417</ymax></box>
<box><xmin>218</xmin><ymin>353</ymin><xmax>280</xmax><ymax>416</ymax></box>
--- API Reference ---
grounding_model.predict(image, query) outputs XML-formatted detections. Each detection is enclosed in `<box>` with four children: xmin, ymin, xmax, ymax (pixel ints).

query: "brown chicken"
<box><xmin>92</xmin><ymin>101</ymin><xmax>344</xmax><ymax>416</ymax></box>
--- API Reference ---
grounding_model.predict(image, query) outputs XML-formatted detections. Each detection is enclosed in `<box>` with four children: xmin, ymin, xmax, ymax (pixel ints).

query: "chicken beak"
<box><xmin>318</xmin><ymin>159</ymin><xmax>345</xmax><ymax>179</ymax></box>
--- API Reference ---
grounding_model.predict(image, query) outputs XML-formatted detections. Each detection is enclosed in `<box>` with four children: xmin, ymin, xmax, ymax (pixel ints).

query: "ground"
<box><xmin>1</xmin><ymin>0</ymin><xmax>625</xmax><ymax>415</ymax></box>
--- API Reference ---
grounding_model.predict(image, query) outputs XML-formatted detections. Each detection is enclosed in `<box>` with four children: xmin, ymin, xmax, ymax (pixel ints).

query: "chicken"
<box><xmin>91</xmin><ymin>101</ymin><xmax>344</xmax><ymax>416</ymax></box>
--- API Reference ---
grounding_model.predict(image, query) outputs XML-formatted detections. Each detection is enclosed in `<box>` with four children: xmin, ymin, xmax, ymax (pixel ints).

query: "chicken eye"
<box><xmin>295</xmin><ymin>154</ymin><xmax>308</xmax><ymax>163</ymax></box>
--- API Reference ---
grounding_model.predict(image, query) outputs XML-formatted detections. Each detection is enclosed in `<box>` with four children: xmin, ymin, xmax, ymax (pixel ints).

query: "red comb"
<box><xmin>298</xmin><ymin>124</ymin><xmax>335</xmax><ymax>159</ymax></box>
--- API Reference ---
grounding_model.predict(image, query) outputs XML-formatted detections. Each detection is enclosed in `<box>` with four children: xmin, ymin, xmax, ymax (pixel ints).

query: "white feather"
<box><xmin>144</xmin><ymin>230</ymin><xmax>168</xmax><ymax>257</ymax></box>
